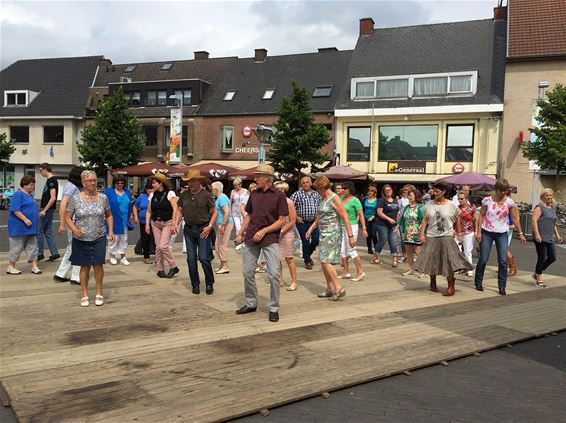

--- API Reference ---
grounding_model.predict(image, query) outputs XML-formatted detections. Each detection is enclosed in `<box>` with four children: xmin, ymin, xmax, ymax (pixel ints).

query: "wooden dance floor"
<box><xmin>1</xmin><ymin>249</ymin><xmax>565</xmax><ymax>422</ymax></box>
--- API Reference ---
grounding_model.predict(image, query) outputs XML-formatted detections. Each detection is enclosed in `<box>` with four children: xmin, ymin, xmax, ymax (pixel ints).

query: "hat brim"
<box><xmin>181</xmin><ymin>175</ymin><xmax>206</xmax><ymax>181</ymax></box>
<box><xmin>252</xmin><ymin>171</ymin><xmax>275</xmax><ymax>176</ymax></box>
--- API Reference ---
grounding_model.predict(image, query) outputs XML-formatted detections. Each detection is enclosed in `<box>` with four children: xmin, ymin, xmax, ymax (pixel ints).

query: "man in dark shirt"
<box><xmin>235</xmin><ymin>164</ymin><xmax>289</xmax><ymax>322</ymax></box>
<box><xmin>175</xmin><ymin>170</ymin><xmax>218</xmax><ymax>295</ymax></box>
<box><xmin>38</xmin><ymin>163</ymin><xmax>60</xmax><ymax>261</ymax></box>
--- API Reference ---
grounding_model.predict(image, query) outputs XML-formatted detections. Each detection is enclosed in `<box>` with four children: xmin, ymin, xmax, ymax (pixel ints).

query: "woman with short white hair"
<box><xmin>230</xmin><ymin>177</ymin><xmax>249</xmax><ymax>251</ymax></box>
<box><xmin>212</xmin><ymin>181</ymin><xmax>233</xmax><ymax>274</ymax></box>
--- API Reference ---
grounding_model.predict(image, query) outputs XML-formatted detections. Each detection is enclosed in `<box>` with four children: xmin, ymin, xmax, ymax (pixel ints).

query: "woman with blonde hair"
<box><xmin>306</xmin><ymin>176</ymin><xmax>355</xmax><ymax>301</ymax></box>
<box><xmin>211</xmin><ymin>181</ymin><xmax>233</xmax><ymax>274</ymax></box>
<box><xmin>274</xmin><ymin>181</ymin><xmax>298</xmax><ymax>291</ymax></box>
<box><xmin>531</xmin><ymin>188</ymin><xmax>563</xmax><ymax>287</ymax></box>
<box><xmin>230</xmin><ymin>177</ymin><xmax>249</xmax><ymax>251</ymax></box>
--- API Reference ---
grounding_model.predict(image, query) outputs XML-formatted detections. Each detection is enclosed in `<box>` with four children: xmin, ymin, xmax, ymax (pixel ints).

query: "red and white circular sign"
<box><xmin>452</xmin><ymin>163</ymin><xmax>465</xmax><ymax>174</ymax></box>
<box><xmin>242</xmin><ymin>125</ymin><xmax>253</xmax><ymax>138</ymax></box>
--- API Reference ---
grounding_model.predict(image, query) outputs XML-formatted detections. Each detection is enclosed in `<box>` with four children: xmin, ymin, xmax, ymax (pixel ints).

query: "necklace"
<box><xmin>84</xmin><ymin>191</ymin><xmax>97</xmax><ymax>200</ymax></box>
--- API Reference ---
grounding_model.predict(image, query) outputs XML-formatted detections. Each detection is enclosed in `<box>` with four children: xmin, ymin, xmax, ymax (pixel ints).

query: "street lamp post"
<box><xmin>253</xmin><ymin>123</ymin><xmax>273</xmax><ymax>164</ymax></box>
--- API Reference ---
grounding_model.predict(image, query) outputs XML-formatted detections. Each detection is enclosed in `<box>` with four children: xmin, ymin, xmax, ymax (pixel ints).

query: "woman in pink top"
<box><xmin>474</xmin><ymin>179</ymin><xmax>526</xmax><ymax>295</ymax></box>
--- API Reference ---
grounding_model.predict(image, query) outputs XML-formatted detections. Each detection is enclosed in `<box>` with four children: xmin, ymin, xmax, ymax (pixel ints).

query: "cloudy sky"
<box><xmin>1</xmin><ymin>0</ymin><xmax>498</xmax><ymax>69</ymax></box>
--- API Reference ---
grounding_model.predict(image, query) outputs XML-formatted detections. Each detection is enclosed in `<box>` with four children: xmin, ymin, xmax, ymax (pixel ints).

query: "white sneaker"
<box><xmin>109</xmin><ymin>256</ymin><xmax>118</xmax><ymax>265</ymax></box>
<box><xmin>235</xmin><ymin>244</ymin><xmax>243</xmax><ymax>251</ymax></box>
<box><xmin>120</xmin><ymin>258</ymin><xmax>130</xmax><ymax>266</ymax></box>
<box><xmin>6</xmin><ymin>266</ymin><xmax>22</xmax><ymax>275</ymax></box>
<box><xmin>466</xmin><ymin>270</ymin><xmax>474</xmax><ymax>277</ymax></box>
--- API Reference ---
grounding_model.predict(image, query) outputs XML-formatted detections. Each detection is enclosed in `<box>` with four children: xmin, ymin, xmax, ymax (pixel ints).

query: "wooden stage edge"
<box><xmin>1</xmin><ymin>248</ymin><xmax>565</xmax><ymax>423</ymax></box>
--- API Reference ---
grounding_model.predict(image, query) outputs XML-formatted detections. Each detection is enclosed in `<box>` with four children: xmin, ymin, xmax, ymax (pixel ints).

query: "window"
<box><xmin>223</xmin><ymin>90</ymin><xmax>236</xmax><ymax>101</ymax></box>
<box><xmin>220</xmin><ymin>126</ymin><xmax>234</xmax><ymax>151</ymax></box>
<box><xmin>449</xmin><ymin>75</ymin><xmax>472</xmax><ymax>93</ymax></box>
<box><xmin>5</xmin><ymin>91</ymin><xmax>27</xmax><ymax>106</ymax></box>
<box><xmin>125</xmin><ymin>91</ymin><xmax>141</xmax><ymax>107</ymax></box>
<box><xmin>355</xmin><ymin>81</ymin><xmax>374</xmax><ymax>98</ymax></box>
<box><xmin>146</xmin><ymin>90</ymin><xmax>167</xmax><ymax>106</ymax></box>
<box><xmin>43</xmin><ymin>126</ymin><xmax>64</xmax><ymax>144</ymax></box>
<box><xmin>347</xmin><ymin>127</ymin><xmax>371</xmax><ymax>162</ymax></box>
<box><xmin>313</xmin><ymin>86</ymin><xmax>332</xmax><ymax>97</ymax></box>
<box><xmin>143</xmin><ymin>126</ymin><xmax>158</xmax><ymax>146</ymax></box>
<box><xmin>378</xmin><ymin>125</ymin><xmax>438</xmax><ymax>161</ymax></box>
<box><xmin>174</xmin><ymin>90</ymin><xmax>192</xmax><ymax>106</ymax></box>
<box><xmin>124</xmin><ymin>65</ymin><xmax>137</xmax><ymax>73</ymax></box>
<box><xmin>414</xmin><ymin>77</ymin><xmax>448</xmax><ymax>96</ymax></box>
<box><xmin>10</xmin><ymin>126</ymin><xmax>29</xmax><ymax>143</ymax></box>
<box><xmin>262</xmin><ymin>89</ymin><xmax>275</xmax><ymax>100</ymax></box>
<box><xmin>376</xmin><ymin>79</ymin><xmax>408</xmax><ymax>98</ymax></box>
<box><xmin>161</xmin><ymin>63</ymin><xmax>173</xmax><ymax>71</ymax></box>
<box><xmin>446</xmin><ymin>124</ymin><xmax>474</xmax><ymax>162</ymax></box>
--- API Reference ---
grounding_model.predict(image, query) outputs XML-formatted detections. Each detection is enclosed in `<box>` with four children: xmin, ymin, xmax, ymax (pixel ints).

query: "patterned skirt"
<box><xmin>319</xmin><ymin>223</ymin><xmax>342</xmax><ymax>264</ymax></box>
<box><xmin>414</xmin><ymin>236</ymin><xmax>473</xmax><ymax>277</ymax></box>
<box><xmin>278</xmin><ymin>230</ymin><xmax>296</xmax><ymax>258</ymax></box>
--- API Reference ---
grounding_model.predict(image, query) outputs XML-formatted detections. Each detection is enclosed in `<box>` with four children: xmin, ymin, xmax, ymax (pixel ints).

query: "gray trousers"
<box><xmin>9</xmin><ymin>235</ymin><xmax>38</xmax><ymax>263</ymax></box>
<box><xmin>243</xmin><ymin>243</ymin><xmax>280</xmax><ymax>312</ymax></box>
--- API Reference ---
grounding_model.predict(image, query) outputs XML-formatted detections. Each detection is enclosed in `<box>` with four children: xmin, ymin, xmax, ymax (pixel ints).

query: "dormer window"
<box><xmin>223</xmin><ymin>90</ymin><xmax>236</xmax><ymax>101</ymax></box>
<box><xmin>262</xmin><ymin>89</ymin><xmax>275</xmax><ymax>100</ymax></box>
<box><xmin>124</xmin><ymin>65</ymin><xmax>137</xmax><ymax>73</ymax></box>
<box><xmin>3</xmin><ymin>90</ymin><xmax>39</xmax><ymax>107</ymax></box>
<box><xmin>313</xmin><ymin>86</ymin><xmax>332</xmax><ymax>97</ymax></box>
<box><xmin>161</xmin><ymin>63</ymin><xmax>173</xmax><ymax>71</ymax></box>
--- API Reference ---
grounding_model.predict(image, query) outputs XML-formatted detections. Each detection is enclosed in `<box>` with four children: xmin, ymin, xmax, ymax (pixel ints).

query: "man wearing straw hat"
<box><xmin>175</xmin><ymin>169</ymin><xmax>218</xmax><ymax>295</ymax></box>
<box><xmin>235</xmin><ymin>164</ymin><xmax>289</xmax><ymax>322</ymax></box>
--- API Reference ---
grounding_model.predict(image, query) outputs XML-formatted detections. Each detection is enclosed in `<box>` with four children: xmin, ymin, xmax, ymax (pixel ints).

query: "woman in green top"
<box><xmin>339</xmin><ymin>181</ymin><xmax>367</xmax><ymax>281</ymax></box>
<box><xmin>398</xmin><ymin>186</ymin><xmax>425</xmax><ymax>276</ymax></box>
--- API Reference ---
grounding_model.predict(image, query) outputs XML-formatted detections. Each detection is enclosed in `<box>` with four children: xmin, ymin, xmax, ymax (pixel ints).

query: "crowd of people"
<box><xmin>5</xmin><ymin>163</ymin><xmax>563</xmax><ymax>320</ymax></box>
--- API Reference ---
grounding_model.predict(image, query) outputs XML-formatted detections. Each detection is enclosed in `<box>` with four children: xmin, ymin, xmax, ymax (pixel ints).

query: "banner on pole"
<box><xmin>169</xmin><ymin>108</ymin><xmax>182</xmax><ymax>164</ymax></box>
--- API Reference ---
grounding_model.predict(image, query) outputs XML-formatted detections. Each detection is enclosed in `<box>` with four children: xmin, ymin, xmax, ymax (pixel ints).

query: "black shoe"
<box><xmin>236</xmin><ymin>305</ymin><xmax>257</xmax><ymax>315</ymax></box>
<box><xmin>37</xmin><ymin>254</ymin><xmax>45</xmax><ymax>261</ymax></box>
<box><xmin>269</xmin><ymin>311</ymin><xmax>279</xmax><ymax>322</ymax></box>
<box><xmin>368</xmin><ymin>249</ymin><xmax>374</xmax><ymax>255</ymax></box>
<box><xmin>70</xmin><ymin>280</ymin><xmax>80</xmax><ymax>286</ymax></box>
<box><xmin>305</xmin><ymin>262</ymin><xmax>313</xmax><ymax>270</ymax></box>
<box><xmin>48</xmin><ymin>254</ymin><xmax>61</xmax><ymax>261</ymax></box>
<box><xmin>475</xmin><ymin>285</ymin><xmax>484</xmax><ymax>292</ymax></box>
<box><xmin>192</xmin><ymin>286</ymin><xmax>200</xmax><ymax>295</ymax></box>
<box><xmin>53</xmin><ymin>275</ymin><xmax>70</xmax><ymax>283</ymax></box>
<box><xmin>166</xmin><ymin>267</ymin><xmax>180</xmax><ymax>278</ymax></box>
<box><xmin>499</xmin><ymin>289</ymin><xmax>506</xmax><ymax>295</ymax></box>
<box><xmin>157</xmin><ymin>271</ymin><xmax>167</xmax><ymax>278</ymax></box>
<box><xmin>206</xmin><ymin>285</ymin><xmax>214</xmax><ymax>295</ymax></box>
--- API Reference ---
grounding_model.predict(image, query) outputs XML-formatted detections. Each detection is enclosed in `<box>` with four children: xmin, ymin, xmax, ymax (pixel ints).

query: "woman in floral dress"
<box><xmin>398</xmin><ymin>186</ymin><xmax>424</xmax><ymax>276</ymax></box>
<box><xmin>306</xmin><ymin>176</ymin><xmax>354</xmax><ymax>301</ymax></box>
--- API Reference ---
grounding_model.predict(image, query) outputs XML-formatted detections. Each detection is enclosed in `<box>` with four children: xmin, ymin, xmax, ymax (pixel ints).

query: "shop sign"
<box><xmin>387</xmin><ymin>161</ymin><xmax>426</xmax><ymax>174</ymax></box>
<box><xmin>452</xmin><ymin>163</ymin><xmax>465</xmax><ymax>174</ymax></box>
<box><xmin>242</xmin><ymin>125</ymin><xmax>253</xmax><ymax>138</ymax></box>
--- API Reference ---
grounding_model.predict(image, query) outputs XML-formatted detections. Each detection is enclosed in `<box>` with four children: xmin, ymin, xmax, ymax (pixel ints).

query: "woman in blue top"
<box><xmin>363</xmin><ymin>185</ymin><xmax>378</xmax><ymax>254</ymax></box>
<box><xmin>133</xmin><ymin>181</ymin><xmax>155</xmax><ymax>264</ymax></box>
<box><xmin>211</xmin><ymin>181</ymin><xmax>233</xmax><ymax>274</ymax></box>
<box><xmin>7</xmin><ymin>175</ymin><xmax>41</xmax><ymax>275</ymax></box>
<box><xmin>104</xmin><ymin>175</ymin><xmax>132</xmax><ymax>266</ymax></box>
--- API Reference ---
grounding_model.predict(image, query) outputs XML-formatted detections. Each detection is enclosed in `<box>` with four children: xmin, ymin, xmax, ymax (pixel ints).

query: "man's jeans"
<box><xmin>474</xmin><ymin>229</ymin><xmax>508</xmax><ymax>290</ymax></box>
<box><xmin>38</xmin><ymin>209</ymin><xmax>58</xmax><ymax>256</ymax></box>
<box><xmin>184</xmin><ymin>224</ymin><xmax>214</xmax><ymax>288</ymax></box>
<box><xmin>296</xmin><ymin>221</ymin><xmax>319</xmax><ymax>264</ymax></box>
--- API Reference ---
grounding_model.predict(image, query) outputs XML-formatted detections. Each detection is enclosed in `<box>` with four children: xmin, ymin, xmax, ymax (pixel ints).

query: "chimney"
<box><xmin>254</xmin><ymin>48</ymin><xmax>267</xmax><ymax>62</ymax></box>
<box><xmin>359</xmin><ymin>17</ymin><xmax>374</xmax><ymax>37</ymax></box>
<box><xmin>194</xmin><ymin>51</ymin><xmax>209</xmax><ymax>60</ymax></box>
<box><xmin>318</xmin><ymin>47</ymin><xmax>338</xmax><ymax>53</ymax></box>
<box><xmin>493</xmin><ymin>5</ymin><xmax>507</xmax><ymax>20</ymax></box>
<box><xmin>99</xmin><ymin>57</ymin><xmax>112</xmax><ymax>68</ymax></box>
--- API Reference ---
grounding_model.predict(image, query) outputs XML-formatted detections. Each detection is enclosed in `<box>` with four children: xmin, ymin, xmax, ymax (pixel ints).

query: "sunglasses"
<box><xmin>115</xmin><ymin>182</ymin><xmax>125</xmax><ymax>185</ymax></box>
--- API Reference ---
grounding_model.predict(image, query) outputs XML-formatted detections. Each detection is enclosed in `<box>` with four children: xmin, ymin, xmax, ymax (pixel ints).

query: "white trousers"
<box><xmin>340</xmin><ymin>224</ymin><xmax>359</xmax><ymax>259</ymax></box>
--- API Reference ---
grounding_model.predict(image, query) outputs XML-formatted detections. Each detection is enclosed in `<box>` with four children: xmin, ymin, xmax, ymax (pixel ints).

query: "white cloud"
<box><xmin>0</xmin><ymin>0</ymin><xmax>497</xmax><ymax>69</ymax></box>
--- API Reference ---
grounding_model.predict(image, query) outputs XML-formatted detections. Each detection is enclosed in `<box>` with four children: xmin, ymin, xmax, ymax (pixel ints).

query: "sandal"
<box><xmin>80</xmin><ymin>297</ymin><xmax>90</xmax><ymax>307</ymax></box>
<box><xmin>95</xmin><ymin>295</ymin><xmax>104</xmax><ymax>306</ymax></box>
<box><xmin>286</xmin><ymin>283</ymin><xmax>298</xmax><ymax>291</ymax></box>
<box><xmin>370</xmin><ymin>257</ymin><xmax>381</xmax><ymax>265</ymax></box>
<box><xmin>392</xmin><ymin>258</ymin><xmax>398</xmax><ymax>268</ymax></box>
<box><xmin>317</xmin><ymin>290</ymin><xmax>333</xmax><ymax>298</ymax></box>
<box><xmin>329</xmin><ymin>288</ymin><xmax>346</xmax><ymax>301</ymax></box>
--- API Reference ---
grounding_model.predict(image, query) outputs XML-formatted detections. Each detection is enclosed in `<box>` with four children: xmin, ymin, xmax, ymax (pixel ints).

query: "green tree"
<box><xmin>78</xmin><ymin>88</ymin><xmax>144</xmax><ymax>174</ymax></box>
<box><xmin>523</xmin><ymin>83</ymin><xmax>566</xmax><ymax>185</ymax></box>
<box><xmin>0</xmin><ymin>132</ymin><xmax>16</xmax><ymax>164</ymax></box>
<box><xmin>267</xmin><ymin>81</ymin><xmax>330</xmax><ymax>177</ymax></box>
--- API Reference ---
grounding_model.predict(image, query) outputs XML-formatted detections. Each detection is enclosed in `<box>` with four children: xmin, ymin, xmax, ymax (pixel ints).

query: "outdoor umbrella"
<box><xmin>187</xmin><ymin>162</ymin><xmax>242</xmax><ymax>180</ymax></box>
<box><xmin>231</xmin><ymin>166</ymin><xmax>294</xmax><ymax>182</ymax></box>
<box><xmin>438</xmin><ymin>171</ymin><xmax>517</xmax><ymax>193</ymax></box>
<box><xmin>317</xmin><ymin>165</ymin><xmax>372</xmax><ymax>181</ymax></box>
<box><xmin>112</xmin><ymin>162</ymin><xmax>182</xmax><ymax>176</ymax></box>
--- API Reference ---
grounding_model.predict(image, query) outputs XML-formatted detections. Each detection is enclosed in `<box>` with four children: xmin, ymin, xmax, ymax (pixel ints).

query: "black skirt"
<box><xmin>70</xmin><ymin>236</ymin><xmax>107</xmax><ymax>266</ymax></box>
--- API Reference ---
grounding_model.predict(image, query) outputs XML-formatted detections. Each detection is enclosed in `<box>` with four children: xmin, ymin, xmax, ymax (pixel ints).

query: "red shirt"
<box><xmin>458</xmin><ymin>203</ymin><xmax>476</xmax><ymax>235</ymax></box>
<box><xmin>244</xmin><ymin>186</ymin><xmax>289</xmax><ymax>247</ymax></box>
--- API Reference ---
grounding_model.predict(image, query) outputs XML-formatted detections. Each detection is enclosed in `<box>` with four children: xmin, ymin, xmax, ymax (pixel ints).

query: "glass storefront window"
<box><xmin>378</xmin><ymin>125</ymin><xmax>438</xmax><ymax>161</ymax></box>
<box><xmin>347</xmin><ymin>127</ymin><xmax>371</xmax><ymax>161</ymax></box>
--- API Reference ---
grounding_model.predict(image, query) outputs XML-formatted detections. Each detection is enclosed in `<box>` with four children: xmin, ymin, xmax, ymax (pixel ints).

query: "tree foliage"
<box><xmin>78</xmin><ymin>88</ymin><xmax>145</xmax><ymax>174</ymax></box>
<box><xmin>0</xmin><ymin>132</ymin><xmax>16</xmax><ymax>164</ymax></box>
<box><xmin>268</xmin><ymin>81</ymin><xmax>330</xmax><ymax>176</ymax></box>
<box><xmin>523</xmin><ymin>83</ymin><xmax>566</xmax><ymax>182</ymax></box>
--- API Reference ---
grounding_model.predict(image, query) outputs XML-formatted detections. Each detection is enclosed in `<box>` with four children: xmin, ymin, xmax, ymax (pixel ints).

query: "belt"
<box><xmin>186</xmin><ymin>223</ymin><xmax>208</xmax><ymax>229</ymax></box>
